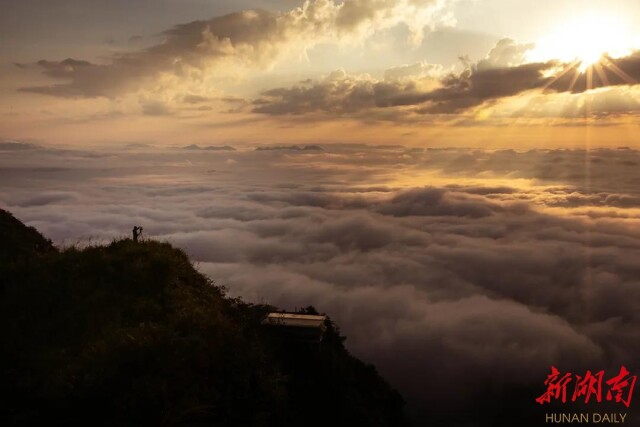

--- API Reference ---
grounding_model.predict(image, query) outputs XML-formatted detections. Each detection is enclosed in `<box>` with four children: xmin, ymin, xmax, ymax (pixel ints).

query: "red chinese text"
<box><xmin>536</xmin><ymin>366</ymin><xmax>636</xmax><ymax>408</ymax></box>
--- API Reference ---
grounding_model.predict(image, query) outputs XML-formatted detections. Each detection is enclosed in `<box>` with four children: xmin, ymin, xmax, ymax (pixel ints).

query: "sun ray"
<box><xmin>593</xmin><ymin>62</ymin><xmax>610</xmax><ymax>87</ymax></box>
<box><xmin>601</xmin><ymin>56</ymin><xmax>636</xmax><ymax>85</ymax></box>
<box><xmin>568</xmin><ymin>68</ymin><xmax>582</xmax><ymax>92</ymax></box>
<box><xmin>543</xmin><ymin>60</ymin><xmax>581</xmax><ymax>92</ymax></box>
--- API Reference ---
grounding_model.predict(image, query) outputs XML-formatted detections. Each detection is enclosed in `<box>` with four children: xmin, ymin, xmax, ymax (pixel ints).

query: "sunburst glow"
<box><xmin>530</xmin><ymin>12</ymin><xmax>636</xmax><ymax>72</ymax></box>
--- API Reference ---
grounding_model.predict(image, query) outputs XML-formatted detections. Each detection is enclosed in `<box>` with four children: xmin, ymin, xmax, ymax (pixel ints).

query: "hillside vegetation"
<box><xmin>0</xmin><ymin>209</ymin><xmax>408</xmax><ymax>426</ymax></box>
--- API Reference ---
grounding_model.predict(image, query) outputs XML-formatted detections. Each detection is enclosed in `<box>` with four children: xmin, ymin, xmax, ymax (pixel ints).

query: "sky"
<box><xmin>2</xmin><ymin>0</ymin><xmax>640</xmax><ymax>148</ymax></box>
<box><xmin>2</xmin><ymin>1</ymin><xmax>640</xmax><ymax>424</ymax></box>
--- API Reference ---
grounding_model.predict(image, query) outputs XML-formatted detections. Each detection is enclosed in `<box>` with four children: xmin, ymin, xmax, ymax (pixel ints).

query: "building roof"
<box><xmin>262</xmin><ymin>312</ymin><xmax>327</xmax><ymax>330</ymax></box>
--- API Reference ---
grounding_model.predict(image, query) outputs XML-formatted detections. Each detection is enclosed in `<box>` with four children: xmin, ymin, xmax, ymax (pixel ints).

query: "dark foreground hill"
<box><xmin>0</xmin><ymin>209</ymin><xmax>408</xmax><ymax>427</ymax></box>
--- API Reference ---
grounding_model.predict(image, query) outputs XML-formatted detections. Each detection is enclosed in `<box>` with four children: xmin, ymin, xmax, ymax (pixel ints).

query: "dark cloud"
<box><xmin>251</xmin><ymin>66</ymin><xmax>448</xmax><ymax>116</ymax></box>
<box><xmin>3</xmin><ymin>144</ymin><xmax>640</xmax><ymax>425</ymax></box>
<box><xmin>252</xmin><ymin>75</ymin><xmax>378</xmax><ymax>115</ymax></box>
<box><xmin>253</xmin><ymin>42</ymin><xmax>640</xmax><ymax>119</ymax></box>
<box><xmin>252</xmin><ymin>49</ymin><xmax>559</xmax><ymax>116</ymax></box>
<box><xmin>413</xmin><ymin>60</ymin><xmax>555</xmax><ymax>113</ymax></box>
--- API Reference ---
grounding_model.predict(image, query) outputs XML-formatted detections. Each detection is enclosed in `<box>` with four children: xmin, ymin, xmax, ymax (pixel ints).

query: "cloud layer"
<box><xmin>253</xmin><ymin>41</ymin><xmax>640</xmax><ymax>120</ymax></box>
<box><xmin>21</xmin><ymin>0</ymin><xmax>455</xmax><ymax>98</ymax></box>
<box><xmin>13</xmin><ymin>1</ymin><xmax>640</xmax><ymax>132</ymax></box>
<box><xmin>2</xmin><ymin>143</ymin><xmax>640</xmax><ymax>423</ymax></box>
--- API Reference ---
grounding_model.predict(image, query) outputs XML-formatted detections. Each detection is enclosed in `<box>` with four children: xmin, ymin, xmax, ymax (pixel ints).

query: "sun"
<box><xmin>529</xmin><ymin>12</ymin><xmax>635</xmax><ymax>72</ymax></box>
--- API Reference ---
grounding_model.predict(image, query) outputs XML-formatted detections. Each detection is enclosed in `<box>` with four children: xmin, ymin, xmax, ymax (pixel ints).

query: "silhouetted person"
<box><xmin>132</xmin><ymin>226</ymin><xmax>143</xmax><ymax>242</ymax></box>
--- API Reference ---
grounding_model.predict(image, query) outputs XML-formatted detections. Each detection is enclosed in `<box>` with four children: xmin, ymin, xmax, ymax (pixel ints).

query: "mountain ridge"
<box><xmin>0</xmin><ymin>209</ymin><xmax>408</xmax><ymax>427</ymax></box>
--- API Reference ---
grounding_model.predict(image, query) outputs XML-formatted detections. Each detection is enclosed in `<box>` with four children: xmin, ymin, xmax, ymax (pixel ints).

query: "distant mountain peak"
<box><xmin>182</xmin><ymin>144</ymin><xmax>236</xmax><ymax>151</ymax></box>
<box><xmin>255</xmin><ymin>145</ymin><xmax>324</xmax><ymax>152</ymax></box>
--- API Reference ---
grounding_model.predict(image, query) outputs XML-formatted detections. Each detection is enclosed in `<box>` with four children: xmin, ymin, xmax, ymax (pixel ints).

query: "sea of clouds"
<box><xmin>2</xmin><ymin>142</ymin><xmax>640</xmax><ymax>422</ymax></box>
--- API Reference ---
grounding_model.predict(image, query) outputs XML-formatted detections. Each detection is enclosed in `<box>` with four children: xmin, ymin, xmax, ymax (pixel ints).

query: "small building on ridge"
<box><xmin>262</xmin><ymin>312</ymin><xmax>328</xmax><ymax>343</ymax></box>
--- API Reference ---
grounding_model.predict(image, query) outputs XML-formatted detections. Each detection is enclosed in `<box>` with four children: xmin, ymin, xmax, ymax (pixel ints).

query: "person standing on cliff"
<box><xmin>132</xmin><ymin>226</ymin><xmax>143</xmax><ymax>242</ymax></box>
